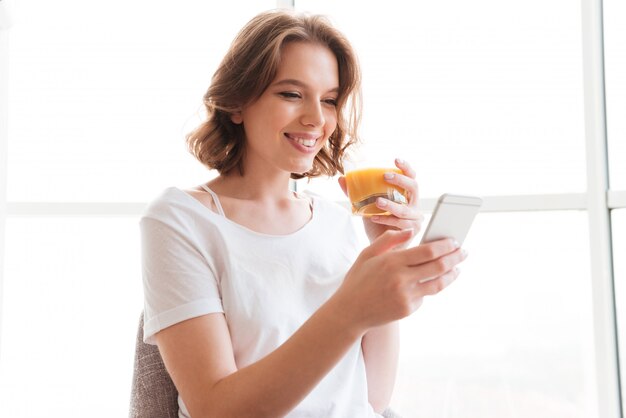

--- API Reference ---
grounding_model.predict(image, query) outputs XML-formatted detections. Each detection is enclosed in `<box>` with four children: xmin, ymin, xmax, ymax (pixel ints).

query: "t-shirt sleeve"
<box><xmin>140</xmin><ymin>215</ymin><xmax>224</xmax><ymax>345</ymax></box>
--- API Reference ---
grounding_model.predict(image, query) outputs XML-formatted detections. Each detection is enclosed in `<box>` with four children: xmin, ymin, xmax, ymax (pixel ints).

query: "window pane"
<box><xmin>297</xmin><ymin>0</ymin><xmax>586</xmax><ymax>198</ymax></box>
<box><xmin>612</xmin><ymin>209</ymin><xmax>626</xmax><ymax>409</ymax></box>
<box><xmin>0</xmin><ymin>218</ymin><xmax>142</xmax><ymax>417</ymax></box>
<box><xmin>7</xmin><ymin>1</ymin><xmax>275</xmax><ymax>202</ymax></box>
<box><xmin>0</xmin><ymin>215</ymin><xmax>598</xmax><ymax>417</ymax></box>
<box><xmin>392</xmin><ymin>211</ymin><xmax>596</xmax><ymax>417</ymax></box>
<box><xmin>604</xmin><ymin>0</ymin><xmax>626</xmax><ymax>189</ymax></box>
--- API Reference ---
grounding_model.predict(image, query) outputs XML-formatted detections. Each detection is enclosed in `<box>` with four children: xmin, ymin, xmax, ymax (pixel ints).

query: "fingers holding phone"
<box><xmin>334</xmin><ymin>193</ymin><xmax>481</xmax><ymax>330</ymax></box>
<box><xmin>336</xmin><ymin>235</ymin><xmax>467</xmax><ymax>330</ymax></box>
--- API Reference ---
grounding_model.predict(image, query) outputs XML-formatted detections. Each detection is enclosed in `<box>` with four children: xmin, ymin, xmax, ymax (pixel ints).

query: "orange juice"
<box><xmin>345</xmin><ymin>168</ymin><xmax>408</xmax><ymax>216</ymax></box>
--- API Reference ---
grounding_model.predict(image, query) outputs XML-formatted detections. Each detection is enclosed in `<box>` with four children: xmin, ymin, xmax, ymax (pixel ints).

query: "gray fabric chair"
<box><xmin>129</xmin><ymin>313</ymin><xmax>178</xmax><ymax>418</ymax></box>
<box><xmin>130</xmin><ymin>313</ymin><xmax>403</xmax><ymax>418</ymax></box>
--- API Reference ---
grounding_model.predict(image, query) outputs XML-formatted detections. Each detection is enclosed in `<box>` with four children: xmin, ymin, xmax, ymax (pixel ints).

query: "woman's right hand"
<box><xmin>333</xmin><ymin>229</ymin><xmax>466</xmax><ymax>331</ymax></box>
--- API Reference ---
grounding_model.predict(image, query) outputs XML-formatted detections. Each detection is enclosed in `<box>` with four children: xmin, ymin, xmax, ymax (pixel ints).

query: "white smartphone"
<box><xmin>420</xmin><ymin>194</ymin><xmax>483</xmax><ymax>245</ymax></box>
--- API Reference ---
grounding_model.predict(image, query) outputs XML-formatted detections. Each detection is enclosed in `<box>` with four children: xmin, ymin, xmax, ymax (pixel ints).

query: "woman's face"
<box><xmin>232</xmin><ymin>41</ymin><xmax>339</xmax><ymax>176</ymax></box>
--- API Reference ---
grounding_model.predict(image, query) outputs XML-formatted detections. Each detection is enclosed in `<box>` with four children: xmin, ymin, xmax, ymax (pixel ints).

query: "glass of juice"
<box><xmin>345</xmin><ymin>167</ymin><xmax>408</xmax><ymax>216</ymax></box>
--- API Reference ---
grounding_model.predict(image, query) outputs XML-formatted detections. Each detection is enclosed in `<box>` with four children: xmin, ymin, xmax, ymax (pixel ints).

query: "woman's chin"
<box><xmin>288</xmin><ymin>160</ymin><xmax>315</xmax><ymax>176</ymax></box>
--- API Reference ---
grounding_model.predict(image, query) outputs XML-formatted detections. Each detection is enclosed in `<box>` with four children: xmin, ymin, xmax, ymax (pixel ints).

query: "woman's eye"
<box><xmin>323</xmin><ymin>98</ymin><xmax>338</xmax><ymax>106</ymax></box>
<box><xmin>279</xmin><ymin>92</ymin><xmax>301</xmax><ymax>99</ymax></box>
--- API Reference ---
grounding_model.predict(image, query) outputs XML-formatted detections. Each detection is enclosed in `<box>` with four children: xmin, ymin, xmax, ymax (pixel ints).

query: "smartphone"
<box><xmin>420</xmin><ymin>194</ymin><xmax>483</xmax><ymax>245</ymax></box>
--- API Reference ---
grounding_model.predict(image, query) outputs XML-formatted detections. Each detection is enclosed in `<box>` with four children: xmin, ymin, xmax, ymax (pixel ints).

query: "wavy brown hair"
<box><xmin>186</xmin><ymin>9</ymin><xmax>362</xmax><ymax>179</ymax></box>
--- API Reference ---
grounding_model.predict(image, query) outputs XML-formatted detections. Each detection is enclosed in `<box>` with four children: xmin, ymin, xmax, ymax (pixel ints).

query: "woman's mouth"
<box><xmin>284</xmin><ymin>133</ymin><xmax>320</xmax><ymax>148</ymax></box>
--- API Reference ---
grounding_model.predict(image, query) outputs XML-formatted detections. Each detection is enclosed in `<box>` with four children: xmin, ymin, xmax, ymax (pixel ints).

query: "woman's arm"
<box><xmin>157</xmin><ymin>296</ymin><xmax>362</xmax><ymax>418</ymax></box>
<box><xmin>156</xmin><ymin>230</ymin><xmax>464</xmax><ymax>418</ymax></box>
<box><xmin>362</xmin><ymin>322</ymin><xmax>400</xmax><ymax>413</ymax></box>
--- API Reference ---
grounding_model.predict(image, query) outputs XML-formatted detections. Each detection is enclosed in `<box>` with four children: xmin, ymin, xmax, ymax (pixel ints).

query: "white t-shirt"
<box><xmin>140</xmin><ymin>187</ymin><xmax>381</xmax><ymax>418</ymax></box>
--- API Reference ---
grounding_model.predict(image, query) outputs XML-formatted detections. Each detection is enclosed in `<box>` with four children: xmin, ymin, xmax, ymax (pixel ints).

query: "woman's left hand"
<box><xmin>339</xmin><ymin>158</ymin><xmax>424</xmax><ymax>245</ymax></box>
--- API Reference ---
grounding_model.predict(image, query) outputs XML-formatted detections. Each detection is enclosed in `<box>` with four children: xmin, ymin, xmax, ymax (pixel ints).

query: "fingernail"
<box><xmin>377</xmin><ymin>197</ymin><xmax>388</xmax><ymax>207</ymax></box>
<box><xmin>396</xmin><ymin>158</ymin><xmax>405</xmax><ymax>164</ymax></box>
<box><xmin>384</xmin><ymin>172</ymin><xmax>395</xmax><ymax>180</ymax></box>
<box><xmin>453</xmin><ymin>240</ymin><xmax>460</xmax><ymax>248</ymax></box>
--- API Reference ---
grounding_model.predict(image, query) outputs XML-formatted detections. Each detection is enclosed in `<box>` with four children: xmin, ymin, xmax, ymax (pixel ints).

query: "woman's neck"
<box><xmin>208</xmin><ymin>171</ymin><xmax>295</xmax><ymax>203</ymax></box>
<box><xmin>204</xmin><ymin>170</ymin><xmax>312</xmax><ymax>236</ymax></box>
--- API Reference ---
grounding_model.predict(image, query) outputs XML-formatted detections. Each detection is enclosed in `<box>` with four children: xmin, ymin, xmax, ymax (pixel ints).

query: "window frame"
<box><xmin>581</xmin><ymin>0</ymin><xmax>622</xmax><ymax>416</ymax></box>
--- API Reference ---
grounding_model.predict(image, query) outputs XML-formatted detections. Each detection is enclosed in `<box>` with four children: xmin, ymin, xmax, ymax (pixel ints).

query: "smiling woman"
<box><xmin>141</xmin><ymin>10</ymin><xmax>450</xmax><ymax>418</ymax></box>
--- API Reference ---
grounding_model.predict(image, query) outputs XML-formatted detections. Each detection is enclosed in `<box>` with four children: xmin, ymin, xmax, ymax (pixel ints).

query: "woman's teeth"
<box><xmin>295</xmin><ymin>137</ymin><xmax>316</xmax><ymax>147</ymax></box>
<box><xmin>286</xmin><ymin>134</ymin><xmax>317</xmax><ymax>147</ymax></box>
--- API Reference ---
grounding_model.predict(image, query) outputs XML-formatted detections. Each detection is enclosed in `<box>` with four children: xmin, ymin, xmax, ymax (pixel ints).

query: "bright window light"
<box><xmin>6</xmin><ymin>0</ymin><xmax>275</xmax><ymax>202</ymax></box>
<box><xmin>297</xmin><ymin>0</ymin><xmax>586</xmax><ymax>200</ymax></box>
<box><xmin>0</xmin><ymin>217</ymin><xmax>142</xmax><ymax>417</ymax></box>
<box><xmin>393</xmin><ymin>211</ymin><xmax>595</xmax><ymax>417</ymax></box>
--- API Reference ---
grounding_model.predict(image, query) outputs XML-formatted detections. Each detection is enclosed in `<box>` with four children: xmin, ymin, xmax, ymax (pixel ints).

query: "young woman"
<box><xmin>140</xmin><ymin>10</ymin><xmax>466</xmax><ymax>418</ymax></box>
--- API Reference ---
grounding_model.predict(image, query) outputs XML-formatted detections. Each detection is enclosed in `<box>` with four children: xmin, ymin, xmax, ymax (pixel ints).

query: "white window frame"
<box><xmin>582</xmin><ymin>0</ymin><xmax>621</xmax><ymax>416</ymax></box>
<box><xmin>0</xmin><ymin>0</ymin><xmax>624</xmax><ymax>416</ymax></box>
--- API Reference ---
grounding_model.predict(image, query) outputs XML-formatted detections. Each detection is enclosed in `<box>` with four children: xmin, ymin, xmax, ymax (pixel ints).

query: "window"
<box><xmin>1</xmin><ymin>218</ymin><xmax>141</xmax><ymax>416</ymax></box>
<box><xmin>298</xmin><ymin>0</ymin><xmax>586</xmax><ymax>199</ymax></box>
<box><xmin>395</xmin><ymin>211</ymin><xmax>594</xmax><ymax>417</ymax></box>
<box><xmin>6</xmin><ymin>0</ymin><xmax>274</xmax><ymax>202</ymax></box>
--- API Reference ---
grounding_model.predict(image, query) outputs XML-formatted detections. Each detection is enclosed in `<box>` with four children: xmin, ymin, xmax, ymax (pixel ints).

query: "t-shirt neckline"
<box><xmin>172</xmin><ymin>187</ymin><xmax>317</xmax><ymax>239</ymax></box>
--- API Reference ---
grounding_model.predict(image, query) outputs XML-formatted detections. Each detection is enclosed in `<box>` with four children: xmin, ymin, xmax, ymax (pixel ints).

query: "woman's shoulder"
<box><xmin>142</xmin><ymin>187</ymin><xmax>184</xmax><ymax>215</ymax></box>
<box><xmin>141</xmin><ymin>187</ymin><xmax>213</xmax><ymax>228</ymax></box>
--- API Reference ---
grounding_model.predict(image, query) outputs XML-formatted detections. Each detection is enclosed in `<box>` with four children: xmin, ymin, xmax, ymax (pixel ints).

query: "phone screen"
<box><xmin>420</xmin><ymin>194</ymin><xmax>482</xmax><ymax>245</ymax></box>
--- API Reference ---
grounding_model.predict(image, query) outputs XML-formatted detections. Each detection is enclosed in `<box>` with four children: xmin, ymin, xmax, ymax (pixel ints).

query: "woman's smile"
<box><xmin>284</xmin><ymin>132</ymin><xmax>322</xmax><ymax>152</ymax></box>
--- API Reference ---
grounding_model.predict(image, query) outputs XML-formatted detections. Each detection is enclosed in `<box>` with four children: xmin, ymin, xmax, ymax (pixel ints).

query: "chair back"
<box><xmin>129</xmin><ymin>313</ymin><xmax>179</xmax><ymax>418</ymax></box>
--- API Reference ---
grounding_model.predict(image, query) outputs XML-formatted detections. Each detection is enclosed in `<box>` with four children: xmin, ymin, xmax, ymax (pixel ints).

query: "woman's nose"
<box><xmin>300</xmin><ymin>100</ymin><xmax>324</xmax><ymax>127</ymax></box>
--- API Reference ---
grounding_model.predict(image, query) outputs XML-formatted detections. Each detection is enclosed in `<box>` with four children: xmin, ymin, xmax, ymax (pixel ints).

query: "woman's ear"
<box><xmin>231</xmin><ymin>112</ymin><xmax>243</xmax><ymax>124</ymax></box>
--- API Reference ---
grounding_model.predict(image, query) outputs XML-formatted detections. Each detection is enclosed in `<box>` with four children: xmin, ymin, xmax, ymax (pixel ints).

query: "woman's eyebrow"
<box><xmin>272</xmin><ymin>78</ymin><xmax>339</xmax><ymax>93</ymax></box>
